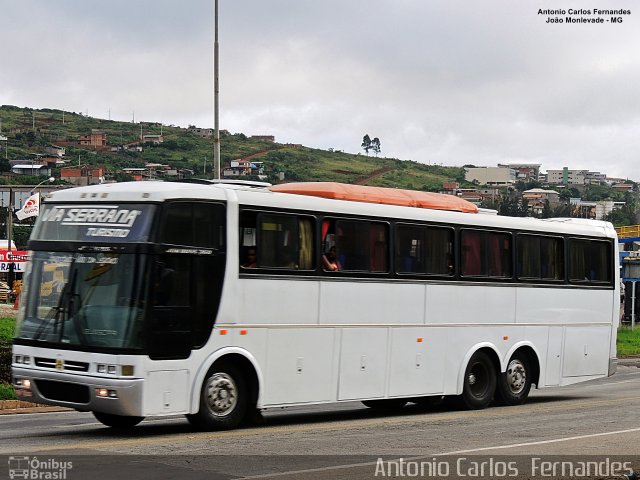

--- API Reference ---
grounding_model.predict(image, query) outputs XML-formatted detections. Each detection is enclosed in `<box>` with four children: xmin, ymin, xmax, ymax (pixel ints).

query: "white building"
<box><xmin>464</xmin><ymin>167</ymin><xmax>516</xmax><ymax>186</ymax></box>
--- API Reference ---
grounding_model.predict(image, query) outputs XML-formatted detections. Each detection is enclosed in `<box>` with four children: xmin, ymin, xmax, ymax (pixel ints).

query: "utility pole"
<box><xmin>7</xmin><ymin>188</ymin><xmax>13</xmax><ymax>290</ymax></box>
<box><xmin>213</xmin><ymin>0</ymin><xmax>221</xmax><ymax>179</ymax></box>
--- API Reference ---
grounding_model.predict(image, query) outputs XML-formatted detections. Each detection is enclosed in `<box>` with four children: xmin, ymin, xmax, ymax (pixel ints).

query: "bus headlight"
<box><xmin>14</xmin><ymin>378</ymin><xmax>31</xmax><ymax>389</ymax></box>
<box><xmin>14</xmin><ymin>355</ymin><xmax>31</xmax><ymax>365</ymax></box>
<box><xmin>96</xmin><ymin>388</ymin><xmax>118</xmax><ymax>398</ymax></box>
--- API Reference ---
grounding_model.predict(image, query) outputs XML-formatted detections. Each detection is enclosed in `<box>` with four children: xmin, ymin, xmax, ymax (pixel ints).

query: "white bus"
<box><xmin>12</xmin><ymin>180</ymin><xmax>619</xmax><ymax>429</ymax></box>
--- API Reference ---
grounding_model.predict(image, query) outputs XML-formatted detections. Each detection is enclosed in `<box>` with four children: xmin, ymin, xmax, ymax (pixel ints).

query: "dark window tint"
<box><xmin>568</xmin><ymin>239</ymin><xmax>612</xmax><ymax>283</ymax></box>
<box><xmin>325</xmin><ymin>219</ymin><xmax>388</xmax><ymax>272</ymax></box>
<box><xmin>160</xmin><ymin>202</ymin><xmax>225</xmax><ymax>248</ymax></box>
<box><xmin>461</xmin><ymin>230</ymin><xmax>512</xmax><ymax>278</ymax></box>
<box><xmin>517</xmin><ymin>235</ymin><xmax>564</xmax><ymax>281</ymax></box>
<box><xmin>395</xmin><ymin>224</ymin><xmax>453</xmax><ymax>275</ymax></box>
<box><xmin>239</xmin><ymin>211</ymin><xmax>315</xmax><ymax>270</ymax></box>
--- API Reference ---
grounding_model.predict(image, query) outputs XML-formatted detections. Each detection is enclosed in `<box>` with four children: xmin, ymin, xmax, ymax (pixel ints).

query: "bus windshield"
<box><xmin>16</xmin><ymin>251</ymin><xmax>147</xmax><ymax>350</ymax></box>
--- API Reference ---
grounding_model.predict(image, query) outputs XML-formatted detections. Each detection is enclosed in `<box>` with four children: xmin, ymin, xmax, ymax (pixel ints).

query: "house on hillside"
<box><xmin>250</xmin><ymin>135</ymin><xmax>275</xmax><ymax>142</ymax></box>
<box><xmin>44</xmin><ymin>145</ymin><xmax>66</xmax><ymax>157</ymax></box>
<box><xmin>11</xmin><ymin>163</ymin><xmax>51</xmax><ymax>176</ymax></box>
<box><xmin>142</xmin><ymin>134</ymin><xmax>163</xmax><ymax>144</ymax></box>
<box><xmin>223</xmin><ymin>160</ymin><xmax>265</xmax><ymax>179</ymax></box>
<box><xmin>61</xmin><ymin>164</ymin><xmax>105</xmax><ymax>186</ymax></box>
<box><xmin>78</xmin><ymin>130</ymin><xmax>107</xmax><ymax>147</ymax></box>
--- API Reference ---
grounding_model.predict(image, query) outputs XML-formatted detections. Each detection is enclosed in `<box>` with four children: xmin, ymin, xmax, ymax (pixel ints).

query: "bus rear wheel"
<box><xmin>495</xmin><ymin>354</ymin><xmax>531</xmax><ymax>406</ymax></box>
<box><xmin>93</xmin><ymin>412</ymin><xmax>144</xmax><ymax>428</ymax></box>
<box><xmin>460</xmin><ymin>351</ymin><xmax>496</xmax><ymax>410</ymax></box>
<box><xmin>187</xmin><ymin>364</ymin><xmax>248</xmax><ymax>431</ymax></box>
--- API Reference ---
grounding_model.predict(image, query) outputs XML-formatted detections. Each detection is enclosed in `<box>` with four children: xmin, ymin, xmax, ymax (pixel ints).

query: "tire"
<box><xmin>93</xmin><ymin>411</ymin><xmax>144</xmax><ymax>428</ymax></box>
<box><xmin>495</xmin><ymin>353</ymin><xmax>532</xmax><ymax>406</ymax></box>
<box><xmin>460</xmin><ymin>351</ymin><xmax>496</xmax><ymax>410</ymax></box>
<box><xmin>186</xmin><ymin>364</ymin><xmax>248</xmax><ymax>431</ymax></box>
<box><xmin>361</xmin><ymin>399</ymin><xmax>408</xmax><ymax>410</ymax></box>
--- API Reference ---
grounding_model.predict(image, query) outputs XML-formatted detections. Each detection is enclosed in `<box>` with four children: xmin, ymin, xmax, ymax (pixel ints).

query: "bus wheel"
<box><xmin>187</xmin><ymin>364</ymin><xmax>248</xmax><ymax>431</ymax></box>
<box><xmin>362</xmin><ymin>399</ymin><xmax>408</xmax><ymax>410</ymax></box>
<box><xmin>93</xmin><ymin>412</ymin><xmax>144</xmax><ymax>428</ymax></box>
<box><xmin>495</xmin><ymin>354</ymin><xmax>531</xmax><ymax>406</ymax></box>
<box><xmin>461</xmin><ymin>351</ymin><xmax>496</xmax><ymax>409</ymax></box>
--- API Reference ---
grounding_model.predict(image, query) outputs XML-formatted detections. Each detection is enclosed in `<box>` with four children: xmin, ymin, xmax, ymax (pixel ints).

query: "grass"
<box><xmin>617</xmin><ymin>326</ymin><xmax>640</xmax><ymax>358</ymax></box>
<box><xmin>0</xmin><ymin>383</ymin><xmax>16</xmax><ymax>400</ymax></box>
<box><xmin>0</xmin><ymin>317</ymin><xmax>15</xmax><ymax>343</ymax></box>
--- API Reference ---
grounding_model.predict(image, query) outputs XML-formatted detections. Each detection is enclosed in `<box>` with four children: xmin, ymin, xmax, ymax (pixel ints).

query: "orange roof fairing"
<box><xmin>269</xmin><ymin>182</ymin><xmax>479</xmax><ymax>214</ymax></box>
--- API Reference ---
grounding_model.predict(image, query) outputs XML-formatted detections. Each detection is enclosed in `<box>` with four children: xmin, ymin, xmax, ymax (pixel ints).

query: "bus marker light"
<box><xmin>219</xmin><ymin>329</ymin><xmax>228</xmax><ymax>335</ymax></box>
<box><xmin>107</xmin><ymin>365</ymin><xmax>117</xmax><ymax>375</ymax></box>
<box><xmin>503</xmin><ymin>336</ymin><xmax>509</xmax><ymax>341</ymax></box>
<box><xmin>121</xmin><ymin>365</ymin><xmax>135</xmax><ymax>376</ymax></box>
<box><xmin>240</xmin><ymin>330</ymin><xmax>248</xmax><ymax>335</ymax></box>
<box><xmin>417</xmin><ymin>338</ymin><xmax>423</xmax><ymax>343</ymax></box>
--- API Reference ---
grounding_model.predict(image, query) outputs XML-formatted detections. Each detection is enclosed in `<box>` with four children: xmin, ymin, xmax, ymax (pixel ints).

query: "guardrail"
<box><xmin>616</xmin><ymin>225</ymin><xmax>640</xmax><ymax>239</ymax></box>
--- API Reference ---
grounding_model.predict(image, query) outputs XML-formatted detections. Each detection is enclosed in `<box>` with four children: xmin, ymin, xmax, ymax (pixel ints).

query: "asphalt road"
<box><xmin>1</xmin><ymin>365</ymin><xmax>639</xmax><ymax>479</ymax></box>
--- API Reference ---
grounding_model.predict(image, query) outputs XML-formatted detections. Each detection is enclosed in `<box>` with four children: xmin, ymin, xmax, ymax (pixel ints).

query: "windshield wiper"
<box><xmin>33</xmin><ymin>259</ymin><xmax>78</xmax><ymax>342</ymax></box>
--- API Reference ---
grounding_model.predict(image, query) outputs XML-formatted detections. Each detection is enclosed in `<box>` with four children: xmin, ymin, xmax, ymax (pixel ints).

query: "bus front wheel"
<box><xmin>460</xmin><ymin>351</ymin><xmax>496</xmax><ymax>409</ymax></box>
<box><xmin>187</xmin><ymin>364</ymin><xmax>248</xmax><ymax>431</ymax></box>
<box><xmin>93</xmin><ymin>412</ymin><xmax>144</xmax><ymax>428</ymax></box>
<box><xmin>495</xmin><ymin>353</ymin><xmax>531</xmax><ymax>406</ymax></box>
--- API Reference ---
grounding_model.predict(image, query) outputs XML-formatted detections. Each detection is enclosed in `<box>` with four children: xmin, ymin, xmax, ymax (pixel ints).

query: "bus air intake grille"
<box><xmin>35</xmin><ymin>358</ymin><xmax>89</xmax><ymax>372</ymax></box>
<box><xmin>34</xmin><ymin>380</ymin><xmax>90</xmax><ymax>404</ymax></box>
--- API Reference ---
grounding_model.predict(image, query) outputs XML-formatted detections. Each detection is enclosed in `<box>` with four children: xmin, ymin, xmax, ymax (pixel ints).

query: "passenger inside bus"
<box><xmin>242</xmin><ymin>248</ymin><xmax>257</xmax><ymax>268</ymax></box>
<box><xmin>322</xmin><ymin>246</ymin><xmax>341</xmax><ymax>271</ymax></box>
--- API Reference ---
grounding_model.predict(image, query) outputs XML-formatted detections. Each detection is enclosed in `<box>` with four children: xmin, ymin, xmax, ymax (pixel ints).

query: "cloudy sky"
<box><xmin>1</xmin><ymin>0</ymin><xmax>639</xmax><ymax>178</ymax></box>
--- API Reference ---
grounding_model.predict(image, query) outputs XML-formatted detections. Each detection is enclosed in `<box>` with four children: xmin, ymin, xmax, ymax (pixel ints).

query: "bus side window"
<box><xmin>240</xmin><ymin>210</ymin><xmax>315</xmax><ymax>271</ymax></box>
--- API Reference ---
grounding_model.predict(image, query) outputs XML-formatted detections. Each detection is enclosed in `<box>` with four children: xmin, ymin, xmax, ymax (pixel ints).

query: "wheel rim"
<box><xmin>467</xmin><ymin>362</ymin><xmax>490</xmax><ymax>398</ymax></box>
<box><xmin>506</xmin><ymin>359</ymin><xmax>527</xmax><ymax>395</ymax></box>
<box><xmin>204</xmin><ymin>372</ymin><xmax>238</xmax><ymax>417</ymax></box>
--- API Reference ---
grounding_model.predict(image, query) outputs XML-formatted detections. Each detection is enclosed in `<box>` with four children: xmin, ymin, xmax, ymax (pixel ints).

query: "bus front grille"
<box><xmin>34</xmin><ymin>380</ymin><xmax>90</xmax><ymax>404</ymax></box>
<box><xmin>35</xmin><ymin>358</ymin><xmax>89</xmax><ymax>372</ymax></box>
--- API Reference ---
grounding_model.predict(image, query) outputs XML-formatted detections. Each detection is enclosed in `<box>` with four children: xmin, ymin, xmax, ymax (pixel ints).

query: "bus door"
<box><xmin>148</xmin><ymin>202</ymin><xmax>226</xmax><ymax>360</ymax></box>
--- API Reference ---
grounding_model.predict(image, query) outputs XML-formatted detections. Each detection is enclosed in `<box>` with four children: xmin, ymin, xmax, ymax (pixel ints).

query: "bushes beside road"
<box><xmin>1</xmin><ymin>316</ymin><xmax>16</xmax><ymax>399</ymax></box>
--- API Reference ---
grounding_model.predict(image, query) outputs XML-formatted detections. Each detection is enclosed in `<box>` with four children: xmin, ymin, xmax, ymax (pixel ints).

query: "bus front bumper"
<box><xmin>12</xmin><ymin>366</ymin><xmax>144</xmax><ymax>417</ymax></box>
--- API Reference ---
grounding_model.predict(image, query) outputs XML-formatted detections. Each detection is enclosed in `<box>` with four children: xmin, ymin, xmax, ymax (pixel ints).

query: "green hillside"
<box><xmin>0</xmin><ymin>105</ymin><xmax>468</xmax><ymax>190</ymax></box>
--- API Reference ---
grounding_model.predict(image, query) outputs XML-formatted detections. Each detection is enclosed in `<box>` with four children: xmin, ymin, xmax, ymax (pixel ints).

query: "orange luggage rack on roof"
<box><xmin>269</xmin><ymin>182</ymin><xmax>479</xmax><ymax>214</ymax></box>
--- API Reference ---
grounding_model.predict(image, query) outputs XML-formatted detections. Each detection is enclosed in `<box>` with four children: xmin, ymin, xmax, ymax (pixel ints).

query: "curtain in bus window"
<box><xmin>259</xmin><ymin>214</ymin><xmax>298</xmax><ymax>268</ymax></box>
<box><xmin>569</xmin><ymin>239</ymin><xmax>611</xmax><ymax>282</ymax></box>
<box><xmin>461</xmin><ymin>231</ymin><xmax>481</xmax><ymax>276</ymax></box>
<box><xmin>426</xmin><ymin>228</ymin><xmax>453</xmax><ymax>275</ymax></box>
<box><xmin>298</xmin><ymin>218</ymin><xmax>314</xmax><ymax>270</ymax></box>
<box><xmin>569</xmin><ymin>240</ymin><xmax>587</xmax><ymax>281</ymax></box>
<box><xmin>517</xmin><ymin>235</ymin><xmax>541</xmax><ymax>279</ymax></box>
<box><xmin>586</xmin><ymin>241</ymin><xmax>611</xmax><ymax>282</ymax></box>
<box><xmin>541</xmin><ymin>237</ymin><xmax>563</xmax><ymax>280</ymax></box>
<box><xmin>370</xmin><ymin>223</ymin><xmax>388</xmax><ymax>272</ymax></box>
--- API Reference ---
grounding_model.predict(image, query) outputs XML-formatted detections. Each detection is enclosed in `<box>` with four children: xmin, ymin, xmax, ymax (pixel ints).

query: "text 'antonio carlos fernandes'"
<box><xmin>374</xmin><ymin>457</ymin><xmax>634</xmax><ymax>478</ymax></box>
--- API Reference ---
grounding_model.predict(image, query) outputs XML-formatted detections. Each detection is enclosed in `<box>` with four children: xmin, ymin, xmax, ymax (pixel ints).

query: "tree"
<box><xmin>361</xmin><ymin>135</ymin><xmax>372</xmax><ymax>155</ymax></box>
<box><xmin>371</xmin><ymin>137</ymin><xmax>381</xmax><ymax>156</ymax></box>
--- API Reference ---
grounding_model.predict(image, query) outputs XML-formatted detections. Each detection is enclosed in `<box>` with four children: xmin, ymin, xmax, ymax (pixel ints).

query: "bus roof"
<box><xmin>269</xmin><ymin>182</ymin><xmax>479</xmax><ymax>214</ymax></box>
